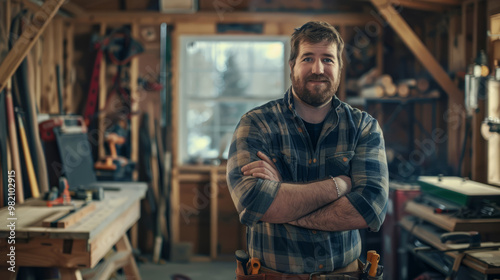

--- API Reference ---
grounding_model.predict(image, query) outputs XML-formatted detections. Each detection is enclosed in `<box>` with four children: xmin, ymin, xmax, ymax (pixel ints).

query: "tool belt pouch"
<box><xmin>236</xmin><ymin>260</ymin><xmax>265</xmax><ymax>280</ymax></box>
<box><xmin>365</xmin><ymin>275</ymin><xmax>383</xmax><ymax>280</ymax></box>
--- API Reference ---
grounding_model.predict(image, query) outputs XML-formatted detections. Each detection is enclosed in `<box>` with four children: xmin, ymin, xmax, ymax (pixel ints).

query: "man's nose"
<box><xmin>312</xmin><ymin>60</ymin><xmax>324</xmax><ymax>74</ymax></box>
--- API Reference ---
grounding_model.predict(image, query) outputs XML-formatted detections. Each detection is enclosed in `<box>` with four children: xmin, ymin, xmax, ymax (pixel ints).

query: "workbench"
<box><xmin>0</xmin><ymin>182</ymin><xmax>147</xmax><ymax>279</ymax></box>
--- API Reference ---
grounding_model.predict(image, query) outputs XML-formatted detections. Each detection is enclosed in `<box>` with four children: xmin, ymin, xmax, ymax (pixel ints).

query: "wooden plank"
<box><xmin>56</xmin><ymin>203</ymin><xmax>97</xmax><ymax>229</ymax></box>
<box><xmin>74</xmin><ymin>12</ymin><xmax>374</xmax><ymax>26</ymax></box>
<box><xmin>210</xmin><ymin>167</ymin><xmax>218</xmax><ymax>259</ymax></box>
<box><xmin>0</xmin><ymin>0</ymin><xmax>66</xmax><ymax>93</ymax></box>
<box><xmin>130</xmin><ymin>23</ymin><xmax>139</xmax><ymax>181</ymax></box>
<box><xmin>98</xmin><ymin>23</ymin><xmax>107</xmax><ymax>161</ymax></box>
<box><xmin>370</xmin><ymin>0</ymin><xmax>465</xmax><ymax>174</ymax></box>
<box><xmin>171</xmin><ymin>167</ymin><xmax>180</xmax><ymax>243</ymax></box>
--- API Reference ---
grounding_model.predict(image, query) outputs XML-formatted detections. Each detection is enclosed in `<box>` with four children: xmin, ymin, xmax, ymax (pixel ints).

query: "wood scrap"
<box><xmin>417</xmin><ymin>78</ymin><xmax>430</xmax><ymax>92</ymax></box>
<box><xmin>360</xmin><ymin>85</ymin><xmax>384</xmax><ymax>98</ymax></box>
<box><xmin>397</xmin><ymin>83</ymin><xmax>410</xmax><ymax>98</ymax></box>
<box><xmin>42</xmin><ymin>202</ymin><xmax>96</xmax><ymax>228</ymax></box>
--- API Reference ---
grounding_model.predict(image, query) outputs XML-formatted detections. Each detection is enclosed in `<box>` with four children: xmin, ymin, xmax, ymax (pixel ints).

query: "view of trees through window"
<box><xmin>180</xmin><ymin>37</ymin><xmax>289</xmax><ymax>164</ymax></box>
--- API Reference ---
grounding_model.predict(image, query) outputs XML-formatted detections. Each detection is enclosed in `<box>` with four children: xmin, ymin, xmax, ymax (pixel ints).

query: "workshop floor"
<box><xmin>138</xmin><ymin>261</ymin><xmax>235</xmax><ymax>280</ymax></box>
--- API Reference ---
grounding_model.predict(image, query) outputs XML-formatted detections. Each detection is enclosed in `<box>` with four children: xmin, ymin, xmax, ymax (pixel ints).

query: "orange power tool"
<box><xmin>45</xmin><ymin>177</ymin><xmax>72</xmax><ymax>207</ymax></box>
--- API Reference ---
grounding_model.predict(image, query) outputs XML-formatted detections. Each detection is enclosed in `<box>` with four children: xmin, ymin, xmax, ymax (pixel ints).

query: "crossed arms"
<box><xmin>241</xmin><ymin>152</ymin><xmax>367</xmax><ymax>232</ymax></box>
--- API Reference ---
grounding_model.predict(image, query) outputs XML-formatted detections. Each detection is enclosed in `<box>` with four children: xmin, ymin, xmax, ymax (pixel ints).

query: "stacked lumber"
<box><xmin>347</xmin><ymin>68</ymin><xmax>439</xmax><ymax>99</ymax></box>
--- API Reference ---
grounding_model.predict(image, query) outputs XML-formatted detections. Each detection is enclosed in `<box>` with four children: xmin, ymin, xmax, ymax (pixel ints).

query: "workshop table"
<box><xmin>0</xmin><ymin>183</ymin><xmax>146</xmax><ymax>279</ymax></box>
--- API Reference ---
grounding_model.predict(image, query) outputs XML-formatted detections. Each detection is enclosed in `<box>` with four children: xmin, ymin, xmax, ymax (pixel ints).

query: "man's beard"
<box><xmin>291</xmin><ymin>72</ymin><xmax>339</xmax><ymax>107</ymax></box>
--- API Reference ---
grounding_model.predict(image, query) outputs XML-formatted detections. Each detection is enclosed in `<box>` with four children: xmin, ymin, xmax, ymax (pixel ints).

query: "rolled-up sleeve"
<box><xmin>226</xmin><ymin>113</ymin><xmax>281</xmax><ymax>227</ymax></box>
<box><xmin>345</xmin><ymin>115</ymin><xmax>389</xmax><ymax>232</ymax></box>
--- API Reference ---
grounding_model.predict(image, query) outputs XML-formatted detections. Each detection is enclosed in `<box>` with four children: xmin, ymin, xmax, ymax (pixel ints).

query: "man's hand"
<box><xmin>241</xmin><ymin>151</ymin><xmax>282</xmax><ymax>182</ymax></box>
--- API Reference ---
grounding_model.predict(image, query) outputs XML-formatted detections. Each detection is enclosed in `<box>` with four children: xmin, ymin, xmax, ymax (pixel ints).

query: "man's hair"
<box><xmin>289</xmin><ymin>21</ymin><xmax>344</xmax><ymax>70</ymax></box>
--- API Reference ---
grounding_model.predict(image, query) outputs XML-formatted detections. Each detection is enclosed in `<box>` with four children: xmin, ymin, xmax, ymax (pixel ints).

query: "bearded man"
<box><xmin>227</xmin><ymin>21</ymin><xmax>389</xmax><ymax>279</ymax></box>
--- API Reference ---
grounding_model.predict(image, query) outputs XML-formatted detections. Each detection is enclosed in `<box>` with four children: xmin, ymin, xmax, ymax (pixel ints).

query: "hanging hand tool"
<box><xmin>250</xmin><ymin>257</ymin><xmax>261</xmax><ymax>275</ymax></box>
<box><xmin>367</xmin><ymin>250</ymin><xmax>380</xmax><ymax>277</ymax></box>
<box><xmin>94</xmin><ymin>132</ymin><xmax>127</xmax><ymax>170</ymax></box>
<box><xmin>235</xmin><ymin>250</ymin><xmax>249</xmax><ymax>276</ymax></box>
<box><xmin>6</xmin><ymin>86</ymin><xmax>24</xmax><ymax>203</ymax></box>
<box><xmin>16</xmin><ymin>111</ymin><xmax>40</xmax><ymax>198</ymax></box>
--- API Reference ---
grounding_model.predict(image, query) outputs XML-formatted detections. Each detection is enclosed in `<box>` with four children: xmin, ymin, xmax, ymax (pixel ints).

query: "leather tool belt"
<box><xmin>236</xmin><ymin>259</ymin><xmax>368</xmax><ymax>280</ymax></box>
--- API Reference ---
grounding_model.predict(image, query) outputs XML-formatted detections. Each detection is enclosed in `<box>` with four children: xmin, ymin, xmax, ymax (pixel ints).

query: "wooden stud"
<box><xmin>98</xmin><ymin>23</ymin><xmax>107</xmax><ymax>161</ymax></box>
<box><xmin>64</xmin><ymin>21</ymin><xmax>74</xmax><ymax>113</ymax></box>
<box><xmin>210</xmin><ymin>167</ymin><xmax>218</xmax><ymax>259</ymax></box>
<box><xmin>130</xmin><ymin>23</ymin><xmax>140</xmax><ymax>181</ymax></box>
<box><xmin>171</xmin><ymin>167</ymin><xmax>180</xmax><ymax>243</ymax></box>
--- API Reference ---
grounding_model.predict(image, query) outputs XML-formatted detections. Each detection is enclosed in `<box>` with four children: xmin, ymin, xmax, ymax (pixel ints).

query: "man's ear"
<box><xmin>289</xmin><ymin>60</ymin><xmax>294</xmax><ymax>72</ymax></box>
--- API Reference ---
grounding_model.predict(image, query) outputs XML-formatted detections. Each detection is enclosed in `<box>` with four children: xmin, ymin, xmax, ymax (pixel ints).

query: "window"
<box><xmin>179</xmin><ymin>36</ymin><xmax>290</xmax><ymax>164</ymax></box>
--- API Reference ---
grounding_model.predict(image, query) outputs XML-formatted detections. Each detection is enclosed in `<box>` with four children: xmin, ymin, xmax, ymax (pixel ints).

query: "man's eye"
<box><xmin>303</xmin><ymin>57</ymin><xmax>313</xmax><ymax>62</ymax></box>
<box><xmin>323</xmin><ymin>58</ymin><xmax>334</xmax><ymax>63</ymax></box>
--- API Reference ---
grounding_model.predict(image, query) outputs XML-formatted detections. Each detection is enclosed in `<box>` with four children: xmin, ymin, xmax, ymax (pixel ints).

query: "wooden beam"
<box><xmin>20</xmin><ymin>0</ymin><xmax>86</xmax><ymax>17</ymax></box>
<box><xmin>75</xmin><ymin>11</ymin><xmax>374</xmax><ymax>26</ymax></box>
<box><xmin>370</xmin><ymin>0</ymin><xmax>465</xmax><ymax>173</ymax></box>
<box><xmin>393</xmin><ymin>0</ymin><xmax>449</xmax><ymax>12</ymax></box>
<box><xmin>64</xmin><ymin>22</ymin><xmax>74</xmax><ymax>113</ymax></box>
<box><xmin>0</xmin><ymin>0</ymin><xmax>66</xmax><ymax>93</ymax></box>
<box><xmin>419</xmin><ymin>0</ymin><xmax>463</xmax><ymax>5</ymax></box>
<box><xmin>60</xmin><ymin>1</ymin><xmax>87</xmax><ymax>17</ymax></box>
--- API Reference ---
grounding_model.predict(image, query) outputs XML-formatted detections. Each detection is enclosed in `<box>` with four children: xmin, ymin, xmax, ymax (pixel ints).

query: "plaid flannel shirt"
<box><xmin>227</xmin><ymin>88</ymin><xmax>389</xmax><ymax>274</ymax></box>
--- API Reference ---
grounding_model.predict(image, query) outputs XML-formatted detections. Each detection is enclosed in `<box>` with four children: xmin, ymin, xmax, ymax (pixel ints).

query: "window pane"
<box><xmin>181</xmin><ymin>37</ymin><xmax>288</xmax><ymax>163</ymax></box>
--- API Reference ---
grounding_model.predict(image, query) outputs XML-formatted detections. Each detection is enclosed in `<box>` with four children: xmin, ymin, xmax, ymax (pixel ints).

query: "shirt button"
<box><xmin>272</xmin><ymin>158</ymin><xmax>277</xmax><ymax>163</ymax></box>
<box><xmin>312</xmin><ymin>230</ymin><xmax>317</xmax><ymax>234</ymax></box>
<box><xmin>343</xmin><ymin>157</ymin><xmax>348</xmax><ymax>162</ymax></box>
<box><xmin>318</xmin><ymin>264</ymin><xmax>324</xmax><ymax>269</ymax></box>
<box><xmin>313</xmin><ymin>158</ymin><xmax>317</xmax><ymax>163</ymax></box>
<box><xmin>308</xmin><ymin>159</ymin><xmax>312</xmax><ymax>164</ymax></box>
<box><xmin>298</xmin><ymin>128</ymin><xmax>303</xmax><ymax>133</ymax></box>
